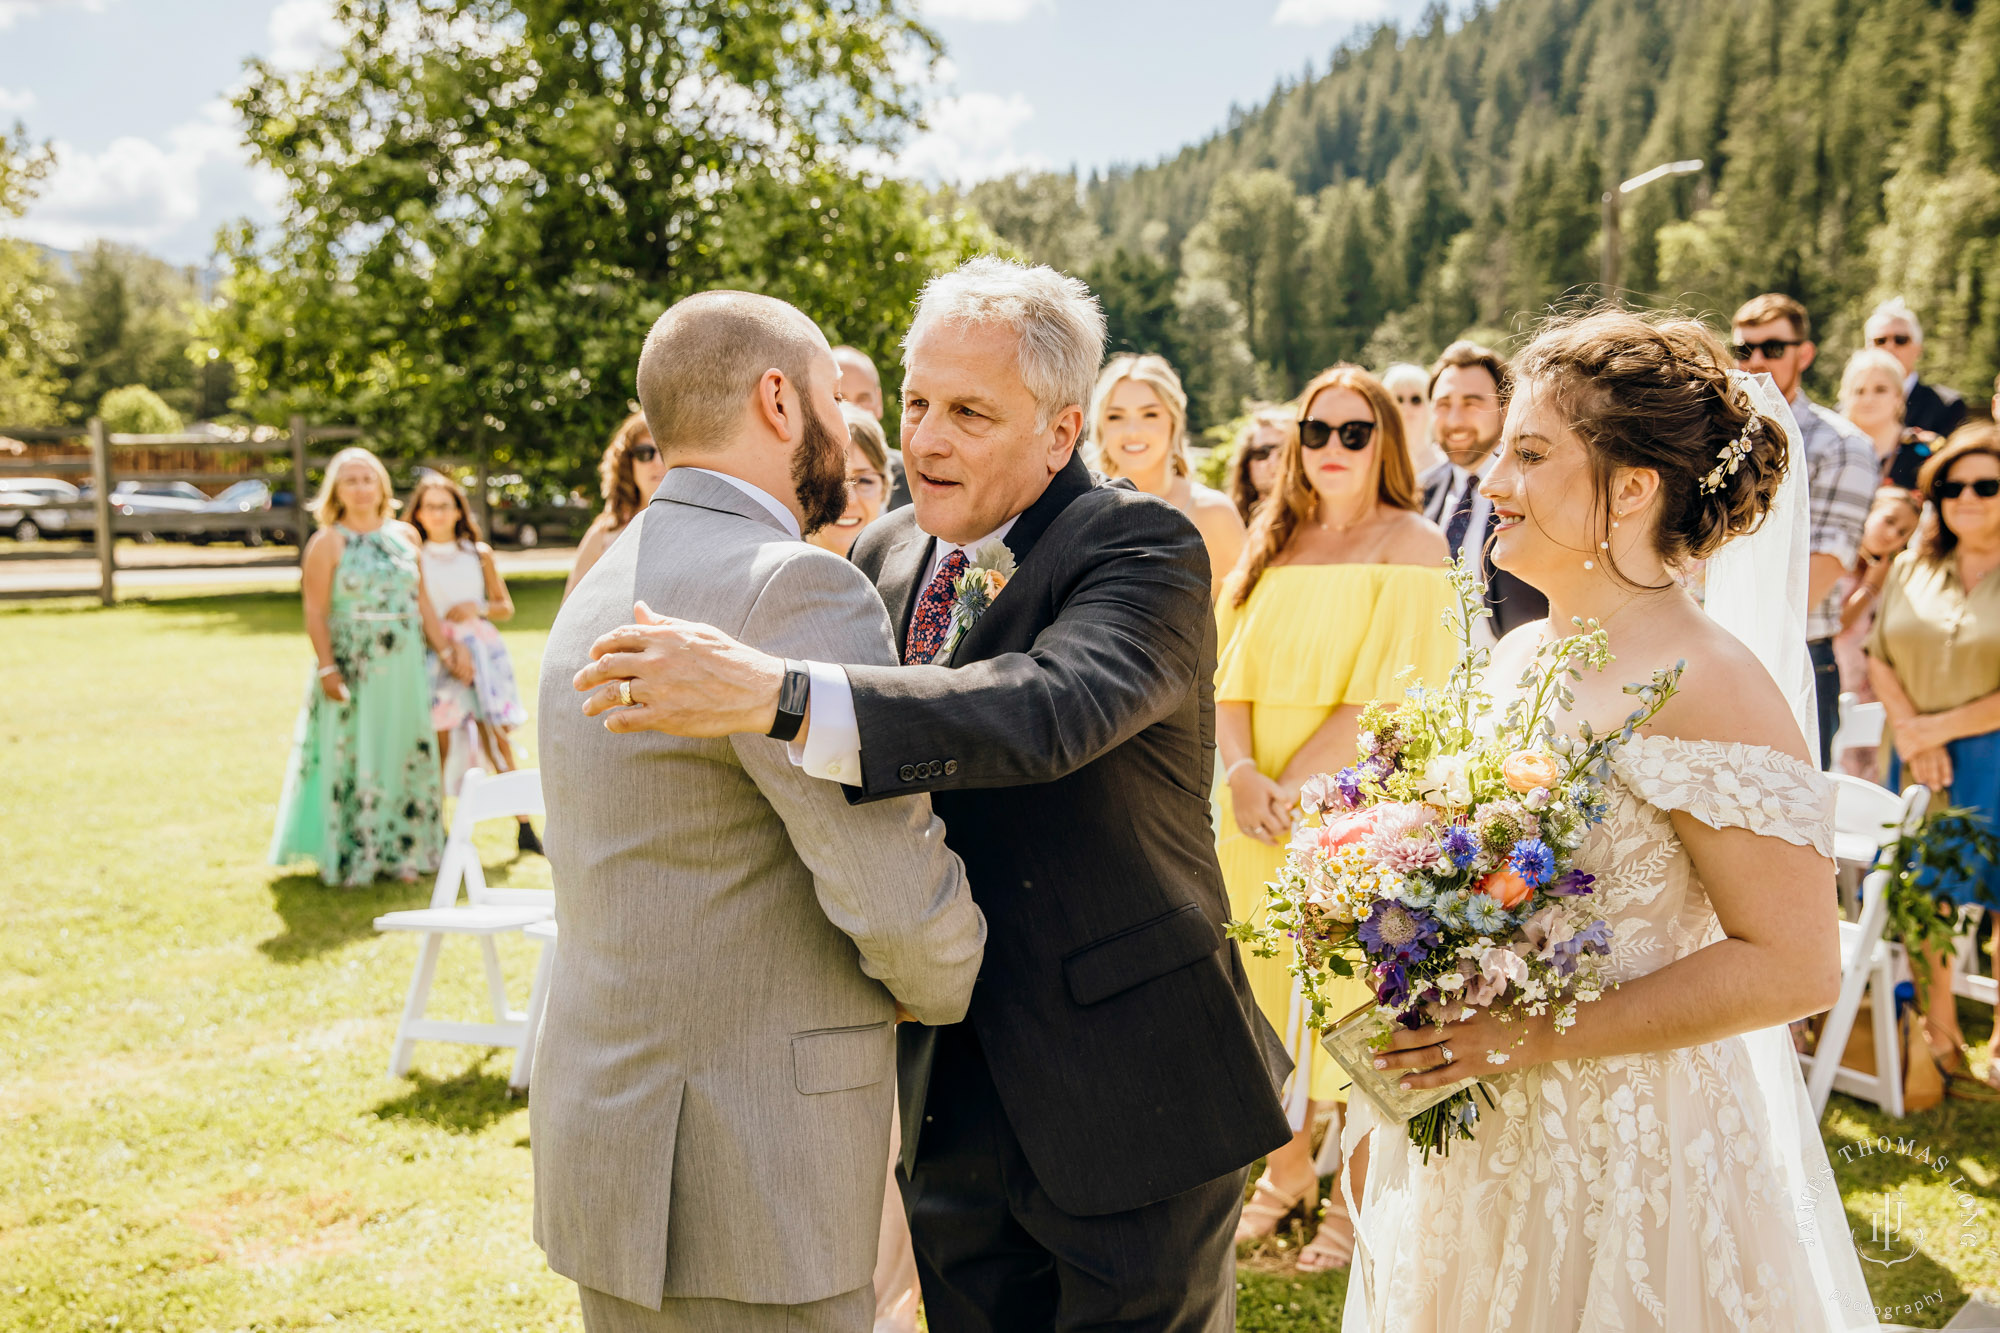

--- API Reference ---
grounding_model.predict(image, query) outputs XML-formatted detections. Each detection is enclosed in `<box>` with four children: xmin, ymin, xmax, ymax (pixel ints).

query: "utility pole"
<box><xmin>1600</xmin><ymin>159</ymin><xmax>1704</xmax><ymax>299</ymax></box>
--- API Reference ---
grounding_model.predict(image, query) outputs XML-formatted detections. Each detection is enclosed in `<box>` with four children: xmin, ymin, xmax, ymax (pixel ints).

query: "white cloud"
<box><xmin>918</xmin><ymin>0</ymin><xmax>1050</xmax><ymax>20</ymax></box>
<box><xmin>1272</xmin><ymin>0</ymin><xmax>1405</xmax><ymax>24</ymax></box>
<box><xmin>0</xmin><ymin>86</ymin><xmax>37</xmax><ymax>113</ymax></box>
<box><xmin>267</xmin><ymin>0</ymin><xmax>341</xmax><ymax>70</ymax></box>
<box><xmin>0</xmin><ymin>0</ymin><xmax>105</xmax><ymax>31</ymax></box>
<box><xmin>4</xmin><ymin>98</ymin><xmax>247</xmax><ymax>251</ymax></box>
<box><xmin>900</xmin><ymin>91</ymin><xmax>1046</xmax><ymax>183</ymax></box>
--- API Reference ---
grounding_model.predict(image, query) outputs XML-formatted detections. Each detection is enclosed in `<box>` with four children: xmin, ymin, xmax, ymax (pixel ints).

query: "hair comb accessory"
<box><xmin>1701</xmin><ymin>397</ymin><xmax>1759</xmax><ymax>494</ymax></box>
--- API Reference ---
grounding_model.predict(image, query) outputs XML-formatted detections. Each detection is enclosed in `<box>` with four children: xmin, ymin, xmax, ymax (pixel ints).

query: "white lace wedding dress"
<box><xmin>1343</xmin><ymin>734</ymin><xmax>1882</xmax><ymax>1332</ymax></box>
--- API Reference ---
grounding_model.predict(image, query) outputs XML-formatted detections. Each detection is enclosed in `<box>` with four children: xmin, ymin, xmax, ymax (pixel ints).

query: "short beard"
<box><xmin>793</xmin><ymin>398</ymin><xmax>850</xmax><ymax>536</ymax></box>
<box><xmin>1444</xmin><ymin>427</ymin><xmax>1500</xmax><ymax>471</ymax></box>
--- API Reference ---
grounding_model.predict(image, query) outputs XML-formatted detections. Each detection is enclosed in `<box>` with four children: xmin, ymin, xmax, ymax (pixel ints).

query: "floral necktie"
<box><xmin>903</xmin><ymin>548</ymin><xmax>969</xmax><ymax>665</ymax></box>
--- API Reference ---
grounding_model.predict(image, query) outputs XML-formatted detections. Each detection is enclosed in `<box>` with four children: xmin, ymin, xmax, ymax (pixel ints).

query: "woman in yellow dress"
<box><xmin>1216</xmin><ymin>363</ymin><xmax>1455</xmax><ymax>1271</ymax></box>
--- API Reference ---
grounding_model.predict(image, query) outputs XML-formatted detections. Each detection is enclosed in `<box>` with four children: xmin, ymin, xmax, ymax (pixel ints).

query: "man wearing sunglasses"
<box><xmin>1418</xmin><ymin>340</ymin><xmax>1548</xmax><ymax>640</ymax></box>
<box><xmin>1864</xmin><ymin>297</ymin><xmax>1966</xmax><ymax>439</ymax></box>
<box><xmin>1731</xmin><ymin>293</ymin><xmax>1877</xmax><ymax>770</ymax></box>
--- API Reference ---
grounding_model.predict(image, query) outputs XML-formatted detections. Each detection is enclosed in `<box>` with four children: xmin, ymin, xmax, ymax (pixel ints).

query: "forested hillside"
<box><xmin>967</xmin><ymin>0</ymin><xmax>2000</xmax><ymax>428</ymax></box>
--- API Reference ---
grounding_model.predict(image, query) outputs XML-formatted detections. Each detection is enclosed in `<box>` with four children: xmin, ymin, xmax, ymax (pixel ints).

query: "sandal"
<box><xmin>1947</xmin><ymin>1071</ymin><xmax>2000</xmax><ymax>1102</ymax></box>
<box><xmin>1296</xmin><ymin>1188</ymin><xmax>1353</xmax><ymax>1274</ymax></box>
<box><xmin>1234</xmin><ymin>1172</ymin><xmax>1315</xmax><ymax>1243</ymax></box>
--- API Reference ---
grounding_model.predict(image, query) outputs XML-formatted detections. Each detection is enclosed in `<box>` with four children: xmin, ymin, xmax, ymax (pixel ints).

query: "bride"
<box><xmin>1342</xmin><ymin>311</ymin><xmax>1881</xmax><ymax>1331</ymax></box>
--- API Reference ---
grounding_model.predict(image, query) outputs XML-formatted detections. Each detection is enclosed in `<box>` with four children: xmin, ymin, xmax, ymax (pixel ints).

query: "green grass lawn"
<box><xmin>1</xmin><ymin>580</ymin><xmax>1997</xmax><ymax>1329</ymax></box>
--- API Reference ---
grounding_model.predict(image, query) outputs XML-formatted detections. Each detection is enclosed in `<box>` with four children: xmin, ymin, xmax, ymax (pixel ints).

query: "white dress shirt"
<box><xmin>791</xmin><ymin>516</ymin><xmax>1021</xmax><ymax>786</ymax></box>
<box><xmin>1429</xmin><ymin>454</ymin><xmax>1500</xmax><ymax>647</ymax></box>
<box><xmin>681</xmin><ymin>467</ymin><xmax>801</xmax><ymax>539</ymax></box>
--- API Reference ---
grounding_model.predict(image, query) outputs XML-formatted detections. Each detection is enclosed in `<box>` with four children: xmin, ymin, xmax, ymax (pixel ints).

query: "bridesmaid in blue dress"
<box><xmin>270</xmin><ymin>448</ymin><xmax>465</xmax><ymax>886</ymax></box>
<box><xmin>1867</xmin><ymin>423</ymin><xmax>2000</xmax><ymax>1082</ymax></box>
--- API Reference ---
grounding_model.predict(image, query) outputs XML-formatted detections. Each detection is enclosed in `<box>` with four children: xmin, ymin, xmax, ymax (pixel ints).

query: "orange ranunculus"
<box><xmin>1501</xmin><ymin>750</ymin><xmax>1563</xmax><ymax>794</ymax></box>
<box><xmin>983</xmin><ymin>569</ymin><xmax>1008</xmax><ymax>598</ymax></box>
<box><xmin>1476</xmin><ymin>867</ymin><xmax>1534</xmax><ymax>908</ymax></box>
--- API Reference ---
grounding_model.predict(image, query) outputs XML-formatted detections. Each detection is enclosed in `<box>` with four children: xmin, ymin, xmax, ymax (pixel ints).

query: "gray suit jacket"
<box><xmin>531</xmin><ymin>469</ymin><xmax>985</xmax><ymax>1310</ymax></box>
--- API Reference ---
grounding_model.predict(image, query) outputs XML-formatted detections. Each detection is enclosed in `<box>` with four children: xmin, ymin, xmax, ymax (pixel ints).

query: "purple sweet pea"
<box><xmin>1375</xmin><ymin>960</ymin><xmax>1410</xmax><ymax>1009</ymax></box>
<box><xmin>1547</xmin><ymin>869</ymin><xmax>1597</xmax><ymax>897</ymax></box>
<box><xmin>1334</xmin><ymin>765</ymin><xmax>1367</xmax><ymax>808</ymax></box>
<box><xmin>1550</xmin><ymin>918</ymin><xmax>1614</xmax><ymax>973</ymax></box>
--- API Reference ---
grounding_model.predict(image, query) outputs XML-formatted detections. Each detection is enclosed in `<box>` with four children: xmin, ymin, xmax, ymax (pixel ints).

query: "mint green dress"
<box><xmin>269</xmin><ymin>525</ymin><xmax>444</xmax><ymax>886</ymax></box>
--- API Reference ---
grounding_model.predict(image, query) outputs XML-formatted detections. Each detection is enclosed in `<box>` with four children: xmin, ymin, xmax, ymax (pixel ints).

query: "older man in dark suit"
<box><xmin>581</xmin><ymin>258</ymin><xmax>1291</xmax><ymax>1332</ymax></box>
<box><xmin>1867</xmin><ymin>298</ymin><xmax>1967</xmax><ymax>439</ymax></box>
<box><xmin>1419</xmin><ymin>339</ymin><xmax>1548</xmax><ymax>639</ymax></box>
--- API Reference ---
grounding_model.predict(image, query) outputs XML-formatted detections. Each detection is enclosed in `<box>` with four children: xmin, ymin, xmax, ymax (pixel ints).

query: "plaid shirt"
<box><xmin>1792</xmin><ymin>391</ymin><xmax>1876</xmax><ymax>640</ymax></box>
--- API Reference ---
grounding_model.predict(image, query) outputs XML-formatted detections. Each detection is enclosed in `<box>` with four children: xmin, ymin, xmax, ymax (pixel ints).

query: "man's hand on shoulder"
<box><xmin>577</xmin><ymin>600</ymin><xmax>785</xmax><ymax>737</ymax></box>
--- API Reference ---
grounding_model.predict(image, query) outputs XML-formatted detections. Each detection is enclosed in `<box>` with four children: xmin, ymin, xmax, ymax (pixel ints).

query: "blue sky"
<box><xmin>0</xmin><ymin>0</ymin><xmax>1433</xmax><ymax>264</ymax></box>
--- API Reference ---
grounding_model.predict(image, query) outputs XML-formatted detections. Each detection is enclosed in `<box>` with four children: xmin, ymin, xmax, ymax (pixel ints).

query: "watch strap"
<box><xmin>767</xmin><ymin>659</ymin><xmax>810</xmax><ymax>742</ymax></box>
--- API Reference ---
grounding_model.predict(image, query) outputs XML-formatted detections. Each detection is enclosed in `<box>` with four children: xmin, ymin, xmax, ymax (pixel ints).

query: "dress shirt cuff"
<box><xmin>786</xmin><ymin>660</ymin><xmax>863</xmax><ymax>786</ymax></box>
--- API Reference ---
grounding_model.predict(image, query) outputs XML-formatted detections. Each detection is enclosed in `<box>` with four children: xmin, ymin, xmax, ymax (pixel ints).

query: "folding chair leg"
<box><xmin>390</xmin><ymin>933</ymin><xmax>446</xmax><ymax>1078</ymax></box>
<box><xmin>1874</xmin><ymin>955</ymin><xmax>1905</xmax><ymax>1118</ymax></box>
<box><xmin>479</xmin><ymin>934</ymin><xmax>519</xmax><ymax>1022</ymax></box>
<box><xmin>510</xmin><ymin>935</ymin><xmax>559</xmax><ymax>1093</ymax></box>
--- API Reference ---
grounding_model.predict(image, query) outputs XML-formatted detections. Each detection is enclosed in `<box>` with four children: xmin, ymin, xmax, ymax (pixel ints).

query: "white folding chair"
<box><xmin>512</xmin><ymin>919</ymin><xmax>560</xmax><ymax>1094</ymax></box>
<box><xmin>1805</xmin><ymin>779</ymin><xmax>1930</xmax><ymax>1117</ymax></box>
<box><xmin>374</xmin><ymin>768</ymin><xmax>556</xmax><ymax>1087</ymax></box>
<box><xmin>1830</xmin><ymin>692</ymin><xmax>1887</xmax><ymax>773</ymax></box>
<box><xmin>1953</xmin><ymin>906</ymin><xmax>1997</xmax><ymax>1006</ymax></box>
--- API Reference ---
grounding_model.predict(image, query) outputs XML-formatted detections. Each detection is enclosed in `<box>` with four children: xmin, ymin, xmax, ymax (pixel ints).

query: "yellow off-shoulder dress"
<box><xmin>1215</xmin><ymin>562</ymin><xmax>1459</xmax><ymax>1106</ymax></box>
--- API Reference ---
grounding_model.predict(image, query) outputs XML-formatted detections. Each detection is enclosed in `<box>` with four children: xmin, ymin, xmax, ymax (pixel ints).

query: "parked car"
<box><xmin>197</xmin><ymin>479</ymin><xmax>275</xmax><ymax>546</ymax></box>
<box><xmin>82</xmin><ymin>480</ymin><xmax>209</xmax><ymax>543</ymax></box>
<box><xmin>0</xmin><ymin>478</ymin><xmax>79</xmax><ymax>540</ymax></box>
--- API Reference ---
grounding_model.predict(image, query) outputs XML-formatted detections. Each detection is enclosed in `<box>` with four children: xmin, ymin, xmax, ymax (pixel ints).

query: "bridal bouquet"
<box><xmin>1232</xmin><ymin>561</ymin><xmax>1682</xmax><ymax>1159</ymax></box>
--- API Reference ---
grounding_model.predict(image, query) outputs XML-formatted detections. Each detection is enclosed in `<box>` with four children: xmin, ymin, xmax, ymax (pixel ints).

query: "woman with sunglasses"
<box><xmin>565</xmin><ymin>412</ymin><xmax>668</xmax><ymax>598</ymax></box>
<box><xmin>1213</xmin><ymin>363</ymin><xmax>1455</xmax><ymax>1272</ymax></box>
<box><xmin>1868</xmin><ymin>423</ymin><xmax>2000</xmax><ymax>1087</ymax></box>
<box><xmin>1381</xmin><ymin>362</ymin><xmax>1443</xmax><ymax>477</ymax></box>
<box><xmin>1088</xmin><ymin>352</ymin><xmax>1245</xmax><ymax>601</ymax></box>
<box><xmin>1226</xmin><ymin>405</ymin><xmax>1293</xmax><ymax>524</ymax></box>
<box><xmin>808</xmin><ymin>403</ymin><xmax>891</xmax><ymax>559</ymax></box>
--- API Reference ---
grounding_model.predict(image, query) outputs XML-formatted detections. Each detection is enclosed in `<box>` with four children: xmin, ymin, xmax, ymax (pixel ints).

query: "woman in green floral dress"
<box><xmin>270</xmin><ymin>448</ymin><xmax>467</xmax><ymax>886</ymax></box>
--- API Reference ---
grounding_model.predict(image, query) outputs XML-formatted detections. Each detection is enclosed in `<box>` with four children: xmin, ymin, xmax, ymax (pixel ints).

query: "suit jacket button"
<box><xmin>944</xmin><ymin>759</ymin><xmax>958</xmax><ymax>776</ymax></box>
<box><xmin>924</xmin><ymin>761</ymin><xmax>941</xmax><ymax>777</ymax></box>
<box><xmin>899</xmin><ymin>764</ymin><xmax>917</xmax><ymax>782</ymax></box>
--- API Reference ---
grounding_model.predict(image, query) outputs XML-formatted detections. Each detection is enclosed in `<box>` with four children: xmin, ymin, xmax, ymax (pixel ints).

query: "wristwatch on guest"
<box><xmin>767</xmin><ymin>659</ymin><xmax>811</xmax><ymax>742</ymax></box>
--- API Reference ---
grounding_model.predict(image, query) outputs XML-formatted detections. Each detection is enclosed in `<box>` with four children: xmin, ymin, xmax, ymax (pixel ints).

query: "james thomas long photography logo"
<box><xmin>1807</xmin><ymin>1130</ymin><xmax>2000</xmax><ymax>1322</ymax></box>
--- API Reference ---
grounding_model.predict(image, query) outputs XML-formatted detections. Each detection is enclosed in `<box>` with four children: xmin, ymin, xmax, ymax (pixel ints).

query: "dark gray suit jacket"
<box><xmin>844</xmin><ymin>453</ymin><xmax>1292</xmax><ymax>1217</ymax></box>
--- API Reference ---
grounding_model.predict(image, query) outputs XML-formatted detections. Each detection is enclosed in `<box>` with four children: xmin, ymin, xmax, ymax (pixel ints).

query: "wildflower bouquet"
<box><xmin>1231</xmin><ymin>561</ymin><xmax>1682</xmax><ymax>1159</ymax></box>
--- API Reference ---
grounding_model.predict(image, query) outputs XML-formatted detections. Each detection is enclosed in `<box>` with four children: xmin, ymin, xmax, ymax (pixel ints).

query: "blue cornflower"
<box><xmin>1508</xmin><ymin>837</ymin><xmax>1556</xmax><ymax>888</ymax></box>
<box><xmin>1464</xmin><ymin>894</ymin><xmax>1509</xmax><ymax>934</ymax></box>
<box><xmin>1357</xmin><ymin>899</ymin><xmax>1442</xmax><ymax>963</ymax></box>
<box><xmin>1441</xmin><ymin>823</ymin><xmax>1480</xmax><ymax>869</ymax></box>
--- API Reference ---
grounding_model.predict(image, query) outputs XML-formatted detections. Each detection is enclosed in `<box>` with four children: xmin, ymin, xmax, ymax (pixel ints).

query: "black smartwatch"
<box><xmin>767</xmin><ymin>659</ymin><xmax>810</xmax><ymax>742</ymax></box>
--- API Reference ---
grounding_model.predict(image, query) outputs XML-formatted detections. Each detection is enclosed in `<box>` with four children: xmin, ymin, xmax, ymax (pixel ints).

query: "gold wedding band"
<box><xmin>618</xmin><ymin>679</ymin><xmax>634</xmax><ymax>708</ymax></box>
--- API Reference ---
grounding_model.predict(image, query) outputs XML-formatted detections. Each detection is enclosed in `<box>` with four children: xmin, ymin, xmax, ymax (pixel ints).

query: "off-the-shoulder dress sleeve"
<box><xmin>1610</xmin><ymin>735</ymin><xmax>1836</xmax><ymax>859</ymax></box>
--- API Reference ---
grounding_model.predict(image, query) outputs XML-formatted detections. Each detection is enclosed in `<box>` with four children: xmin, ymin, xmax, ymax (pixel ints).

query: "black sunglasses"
<box><xmin>629</xmin><ymin>443</ymin><xmax>659</xmax><ymax>462</ymax></box>
<box><xmin>1243</xmin><ymin>444</ymin><xmax>1277</xmax><ymax>461</ymax></box>
<box><xmin>1300</xmin><ymin>419</ymin><xmax>1376</xmax><ymax>452</ymax></box>
<box><xmin>1939</xmin><ymin>478</ymin><xmax>2000</xmax><ymax>500</ymax></box>
<box><xmin>1873</xmin><ymin>333</ymin><xmax>1914</xmax><ymax>348</ymax></box>
<box><xmin>1731</xmin><ymin>338</ymin><xmax>1803</xmax><ymax>362</ymax></box>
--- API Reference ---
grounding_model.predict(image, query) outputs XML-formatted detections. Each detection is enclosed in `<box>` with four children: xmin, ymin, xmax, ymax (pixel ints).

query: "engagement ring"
<box><xmin>1440</xmin><ymin>1044</ymin><xmax>1454</xmax><ymax>1064</ymax></box>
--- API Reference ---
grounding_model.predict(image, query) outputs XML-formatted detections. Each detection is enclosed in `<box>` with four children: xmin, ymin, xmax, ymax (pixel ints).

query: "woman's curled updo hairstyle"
<box><xmin>1514</xmin><ymin>309</ymin><xmax>1790</xmax><ymax>578</ymax></box>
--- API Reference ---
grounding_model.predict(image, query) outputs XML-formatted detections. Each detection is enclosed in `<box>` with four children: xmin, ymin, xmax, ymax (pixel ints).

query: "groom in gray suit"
<box><xmin>533</xmin><ymin>291</ymin><xmax>986</xmax><ymax>1333</ymax></box>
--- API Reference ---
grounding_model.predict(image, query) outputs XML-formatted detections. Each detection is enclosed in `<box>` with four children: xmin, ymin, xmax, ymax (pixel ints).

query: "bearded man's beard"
<box><xmin>793</xmin><ymin>400</ymin><xmax>851</xmax><ymax>535</ymax></box>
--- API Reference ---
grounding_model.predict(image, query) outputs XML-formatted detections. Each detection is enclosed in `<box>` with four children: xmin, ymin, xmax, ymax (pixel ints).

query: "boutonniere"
<box><xmin>934</xmin><ymin>540</ymin><xmax>1017</xmax><ymax>663</ymax></box>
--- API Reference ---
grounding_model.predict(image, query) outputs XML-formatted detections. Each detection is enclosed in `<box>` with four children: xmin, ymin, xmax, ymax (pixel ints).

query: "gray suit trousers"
<box><xmin>578</xmin><ymin>1283</ymin><xmax>873</xmax><ymax>1333</ymax></box>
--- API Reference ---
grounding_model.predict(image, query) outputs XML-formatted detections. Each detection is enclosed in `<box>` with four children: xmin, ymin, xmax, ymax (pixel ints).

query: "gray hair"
<box><xmin>1380</xmin><ymin>362</ymin><xmax>1429</xmax><ymax>397</ymax></box>
<box><xmin>637</xmin><ymin>291</ymin><xmax>825</xmax><ymax>455</ymax></box>
<box><xmin>1867</xmin><ymin>296</ymin><xmax>1924</xmax><ymax>345</ymax></box>
<box><xmin>904</xmin><ymin>257</ymin><xmax>1106</xmax><ymax>430</ymax></box>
